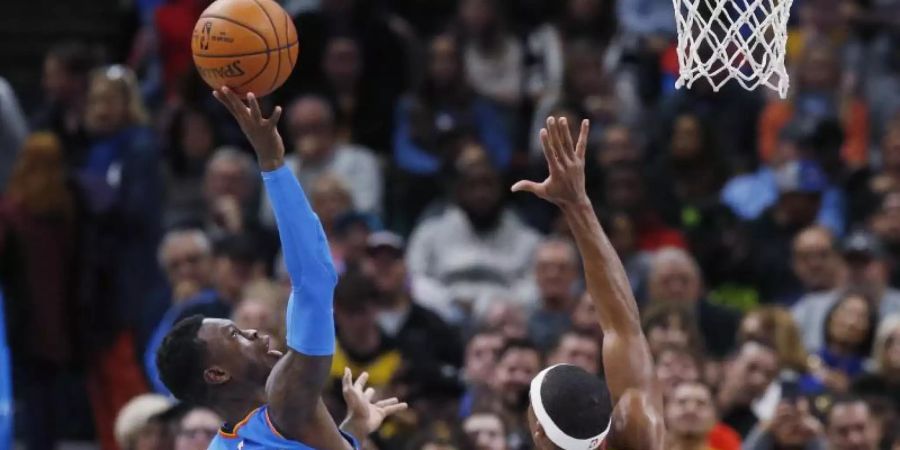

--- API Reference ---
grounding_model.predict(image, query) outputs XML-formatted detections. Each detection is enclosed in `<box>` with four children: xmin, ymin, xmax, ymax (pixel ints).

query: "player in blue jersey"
<box><xmin>155</xmin><ymin>87</ymin><xmax>407</xmax><ymax>450</ymax></box>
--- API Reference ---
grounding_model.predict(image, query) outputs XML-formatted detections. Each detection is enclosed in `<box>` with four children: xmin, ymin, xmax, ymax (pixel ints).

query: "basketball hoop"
<box><xmin>672</xmin><ymin>0</ymin><xmax>793</xmax><ymax>98</ymax></box>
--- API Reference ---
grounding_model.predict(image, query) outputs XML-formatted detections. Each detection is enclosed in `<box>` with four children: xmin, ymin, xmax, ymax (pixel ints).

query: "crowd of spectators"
<box><xmin>1</xmin><ymin>0</ymin><xmax>900</xmax><ymax>449</ymax></box>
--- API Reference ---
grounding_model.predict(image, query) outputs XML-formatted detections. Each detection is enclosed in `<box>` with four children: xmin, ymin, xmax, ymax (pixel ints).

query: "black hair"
<box><xmin>823</xmin><ymin>288</ymin><xmax>878</xmax><ymax>357</ymax></box>
<box><xmin>156</xmin><ymin>315</ymin><xmax>210</xmax><ymax>404</ymax></box>
<box><xmin>213</xmin><ymin>233</ymin><xmax>265</xmax><ymax>265</ymax></box>
<box><xmin>498</xmin><ymin>338</ymin><xmax>543</xmax><ymax>363</ymax></box>
<box><xmin>550</xmin><ymin>329</ymin><xmax>600</xmax><ymax>353</ymax></box>
<box><xmin>46</xmin><ymin>41</ymin><xmax>100</xmax><ymax>76</ymax></box>
<box><xmin>826</xmin><ymin>395</ymin><xmax>870</xmax><ymax>425</ymax></box>
<box><xmin>333</xmin><ymin>270</ymin><xmax>378</xmax><ymax>312</ymax></box>
<box><xmin>539</xmin><ymin>364</ymin><xmax>613</xmax><ymax>440</ymax></box>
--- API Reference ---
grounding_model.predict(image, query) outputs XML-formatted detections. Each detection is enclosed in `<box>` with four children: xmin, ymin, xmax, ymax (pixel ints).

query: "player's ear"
<box><xmin>204</xmin><ymin>366</ymin><xmax>231</xmax><ymax>385</ymax></box>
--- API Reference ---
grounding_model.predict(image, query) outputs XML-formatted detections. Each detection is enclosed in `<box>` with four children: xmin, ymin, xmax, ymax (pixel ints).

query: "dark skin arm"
<box><xmin>513</xmin><ymin>117</ymin><xmax>665</xmax><ymax>450</ymax></box>
<box><xmin>212</xmin><ymin>88</ymin><xmax>343</xmax><ymax>449</ymax></box>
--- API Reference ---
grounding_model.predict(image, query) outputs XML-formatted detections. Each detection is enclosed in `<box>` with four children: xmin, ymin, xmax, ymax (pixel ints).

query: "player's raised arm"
<box><xmin>512</xmin><ymin>117</ymin><xmax>664</xmax><ymax>449</ymax></box>
<box><xmin>213</xmin><ymin>88</ymin><xmax>344</xmax><ymax>446</ymax></box>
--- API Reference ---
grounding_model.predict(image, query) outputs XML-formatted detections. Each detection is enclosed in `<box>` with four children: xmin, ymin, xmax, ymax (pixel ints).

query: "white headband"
<box><xmin>529</xmin><ymin>364</ymin><xmax>611</xmax><ymax>450</ymax></box>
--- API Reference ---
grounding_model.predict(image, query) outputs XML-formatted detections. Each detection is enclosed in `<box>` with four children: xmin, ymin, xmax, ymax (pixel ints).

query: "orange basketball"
<box><xmin>191</xmin><ymin>0</ymin><xmax>298</xmax><ymax>97</ymax></box>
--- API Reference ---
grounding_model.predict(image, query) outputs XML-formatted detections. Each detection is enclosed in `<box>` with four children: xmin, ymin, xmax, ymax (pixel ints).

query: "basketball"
<box><xmin>191</xmin><ymin>0</ymin><xmax>298</xmax><ymax>97</ymax></box>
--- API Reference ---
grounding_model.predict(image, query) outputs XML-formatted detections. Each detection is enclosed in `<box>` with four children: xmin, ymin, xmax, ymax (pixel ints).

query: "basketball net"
<box><xmin>672</xmin><ymin>0</ymin><xmax>793</xmax><ymax>98</ymax></box>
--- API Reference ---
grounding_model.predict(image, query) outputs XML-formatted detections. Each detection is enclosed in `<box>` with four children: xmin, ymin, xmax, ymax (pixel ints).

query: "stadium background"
<box><xmin>1</xmin><ymin>0</ymin><xmax>899</xmax><ymax>449</ymax></box>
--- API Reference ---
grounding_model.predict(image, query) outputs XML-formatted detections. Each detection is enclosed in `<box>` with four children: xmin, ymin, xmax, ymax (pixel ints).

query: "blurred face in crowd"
<box><xmin>459</xmin><ymin>0</ymin><xmax>498</xmax><ymax>36</ymax></box>
<box><xmin>670</xmin><ymin>115</ymin><xmax>704</xmax><ymax>160</ymax></box>
<box><xmin>791</xmin><ymin>227</ymin><xmax>841</xmax><ymax>291</ymax></box>
<box><xmin>364</xmin><ymin>247</ymin><xmax>408</xmax><ymax>301</ymax></box>
<box><xmin>603</xmin><ymin>167</ymin><xmax>645</xmax><ymax>213</ymax></box>
<box><xmin>605</xmin><ymin>213</ymin><xmax>637</xmax><ymax>258</ymax></box>
<box><xmin>827</xmin><ymin>401</ymin><xmax>879</xmax><ymax>450</ymax></box>
<box><xmin>882</xmin><ymin>327</ymin><xmax>900</xmax><ymax>375</ymax></box>
<box><xmin>566</xmin><ymin>46</ymin><xmax>606</xmax><ymax>98</ymax></box>
<box><xmin>336</xmin><ymin>300</ymin><xmax>381</xmax><ymax>355</ymax></box>
<box><xmin>132</xmin><ymin>417</ymin><xmax>173</xmax><ymax>450</ymax></box>
<box><xmin>160</xmin><ymin>231</ymin><xmax>213</xmax><ymax>294</ymax></box>
<box><xmin>648</xmin><ymin>252</ymin><xmax>702</xmax><ymax>305</ymax></box>
<box><xmin>534</xmin><ymin>240</ymin><xmax>579</xmax><ymax>306</ymax></box>
<box><xmin>85</xmin><ymin>76</ymin><xmax>130</xmax><ymax>136</ymax></box>
<box><xmin>232</xmin><ymin>298</ymin><xmax>278</xmax><ymax>344</ymax></box>
<box><xmin>571</xmin><ymin>292</ymin><xmax>601</xmax><ymax>335</ymax></box>
<box><xmin>646</xmin><ymin>313</ymin><xmax>692</xmax><ymax>356</ymax></box>
<box><xmin>483</xmin><ymin>302</ymin><xmax>527</xmax><ymax>341</ymax></box>
<box><xmin>597</xmin><ymin>125</ymin><xmax>640</xmax><ymax>169</ymax></box>
<box><xmin>463</xmin><ymin>412</ymin><xmax>508</xmax><ymax>450</ymax></box>
<box><xmin>872</xmin><ymin>192</ymin><xmax>900</xmax><ymax>245</ymax></box>
<box><xmin>881</xmin><ymin>126</ymin><xmax>900</xmax><ymax>173</ymax></box>
<box><xmin>797</xmin><ymin>43</ymin><xmax>840</xmax><ymax>92</ymax></box>
<box><xmin>725</xmin><ymin>342</ymin><xmax>779</xmax><ymax>404</ymax></box>
<box><xmin>827</xmin><ymin>295</ymin><xmax>872</xmax><ymax>353</ymax></box>
<box><xmin>778</xmin><ymin>192</ymin><xmax>822</xmax><ymax>229</ymax></box>
<box><xmin>769</xmin><ymin>398</ymin><xmax>822</xmax><ymax>448</ymax></box>
<box><xmin>465</xmin><ymin>332</ymin><xmax>505</xmax><ymax>385</ymax></box>
<box><xmin>212</xmin><ymin>257</ymin><xmax>265</xmax><ymax>306</ymax></box>
<box><xmin>568</xmin><ymin>0</ymin><xmax>602</xmax><ymax>19</ymax></box>
<box><xmin>43</xmin><ymin>54</ymin><xmax>85</xmax><ymax>105</ymax></box>
<box><xmin>456</xmin><ymin>163</ymin><xmax>504</xmax><ymax>231</ymax></box>
<box><xmin>175</xmin><ymin>407</ymin><xmax>221</xmax><ymax>450</ymax></box>
<box><xmin>181</xmin><ymin>111</ymin><xmax>216</xmax><ymax>161</ymax></box>
<box><xmin>310</xmin><ymin>175</ymin><xmax>353</xmax><ymax>232</ymax></box>
<box><xmin>656</xmin><ymin>347</ymin><xmax>701</xmax><ymax>400</ymax></box>
<box><xmin>844</xmin><ymin>252</ymin><xmax>890</xmax><ymax>290</ymax></box>
<box><xmin>429</xmin><ymin>35</ymin><xmax>461</xmax><ymax>89</ymax></box>
<box><xmin>323</xmin><ymin>37</ymin><xmax>361</xmax><ymax>91</ymax></box>
<box><xmin>204</xmin><ymin>156</ymin><xmax>255</xmax><ymax>205</ymax></box>
<box><xmin>492</xmin><ymin>347</ymin><xmax>541</xmax><ymax>409</ymax></box>
<box><xmin>548</xmin><ymin>332</ymin><xmax>600</xmax><ymax>374</ymax></box>
<box><xmin>287</xmin><ymin>97</ymin><xmax>336</xmax><ymax>162</ymax></box>
<box><xmin>665</xmin><ymin>382</ymin><xmax>716</xmax><ymax>439</ymax></box>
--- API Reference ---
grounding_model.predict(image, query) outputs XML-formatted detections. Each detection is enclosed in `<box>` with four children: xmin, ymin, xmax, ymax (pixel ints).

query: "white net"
<box><xmin>672</xmin><ymin>0</ymin><xmax>793</xmax><ymax>98</ymax></box>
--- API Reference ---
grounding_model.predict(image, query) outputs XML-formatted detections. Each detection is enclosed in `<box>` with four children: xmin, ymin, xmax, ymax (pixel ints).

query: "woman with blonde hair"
<box><xmin>737</xmin><ymin>306</ymin><xmax>809</xmax><ymax>374</ymax></box>
<box><xmin>852</xmin><ymin>314</ymin><xmax>900</xmax><ymax>409</ymax></box>
<box><xmin>77</xmin><ymin>64</ymin><xmax>165</xmax><ymax>450</ymax></box>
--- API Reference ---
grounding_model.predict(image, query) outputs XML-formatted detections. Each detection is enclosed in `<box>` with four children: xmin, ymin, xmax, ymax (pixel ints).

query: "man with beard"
<box><xmin>407</xmin><ymin>156</ymin><xmax>540</xmax><ymax>323</ymax></box>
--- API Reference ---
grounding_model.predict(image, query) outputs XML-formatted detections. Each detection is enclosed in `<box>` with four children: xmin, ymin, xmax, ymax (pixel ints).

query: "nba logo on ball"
<box><xmin>191</xmin><ymin>0</ymin><xmax>299</xmax><ymax>97</ymax></box>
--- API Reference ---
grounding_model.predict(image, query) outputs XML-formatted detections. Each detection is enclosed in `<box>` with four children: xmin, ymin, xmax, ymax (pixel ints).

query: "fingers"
<box><xmin>268</xmin><ymin>105</ymin><xmax>283</xmax><ymax>125</ymax></box>
<box><xmin>575</xmin><ymin>119</ymin><xmax>590</xmax><ymax>159</ymax></box>
<box><xmin>546</xmin><ymin>117</ymin><xmax>564</xmax><ymax>165</ymax></box>
<box><xmin>381</xmin><ymin>402</ymin><xmax>408</xmax><ymax>416</ymax></box>
<box><xmin>560</xmin><ymin>117</ymin><xmax>576</xmax><ymax>161</ymax></box>
<box><xmin>364</xmin><ymin>387</ymin><xmax>375</xmax><ymax>402</ymax></box>
<box><xmin>353</xmin><ymin>371</ymin><xmax>369</xmax><ymax>391</ymax></box>
<box><xmin>539</xmin><ymin>128</ymin><xmax>563</xmax><ymax>175</ymax></box>
<box><xmin>510</xmin><ymin>180</ymin><xmax>544</xmax><ymax>196</ymax></box>
<box><xmin>375</xmin><ymin>398</ymin><xmax>400</xmax><ymax>407</ymax></box>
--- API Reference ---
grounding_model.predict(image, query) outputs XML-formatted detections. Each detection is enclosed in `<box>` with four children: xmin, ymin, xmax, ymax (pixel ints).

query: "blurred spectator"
<box><xmin>792</xmin><ymin>227</ymin><xmax>845</xmax><ymax>300</ymax></box>
<box><xmin>749</xmin><ymin>160</ymin><xmax>831</xmax><ymax>301</ymax></box>
<box><xmin>232</xmin><ymin>284</ymin><xmax>285</xmax><ymax>351</ymax></box>
<box><xmin>162</xmin><ymin>107</ymin><xmax>220</xmax><ymax>227</ymax></box>
<box><xmin>0</xmin><ymin>133</ymin><xmax>78</xmax><ymax>450</ymax></box>
<box><xmin>331</xmin><ymin>211</ymin><xmax>381</xmax><ymax>273</ymax></box>
<box><xmin>319</xmin><ymin>35</ymin><xmax>394</xmax><ymax>152</ymax></box>
<box><xmin>717</xmin><ymin>340</ymin><xmax>780</xmax><ymax>437</ymax></box>
<box><xmin>529</xmin><ymin>41</ymin><xmax>642</xmax><ymax>158</ymax></box>
<box><xmin>392</xmin><ymin>34</ymin><xmax>512</xmax><ymax>230</ymax></box>
<box><xmin>153</xmin><ymin>0</ymin><xmax>211</xmax><ymax>99</ymax></box>
<box><xmin>852</xmin><ymin>315</ymin><xmax>900</xmax><ymax>412</ymax></box>
<box><xmin>597</xmin><ymin>211</ymin><xmax>653</xmax><ymax>304</ymax></box>
<box><xmin>31</xmin><ymin>42</ymin><xmax>98</xmax><ymax>160</ymax></box>
<box><xmin>362</xmin><ymin>231</ymin><xmax>464</xmax><ymax>398</ymax></box>
<box><xmin>210</xmin><ymin>233</ymin><xmax>268</xmax><ymax>306</ymax></box>
<box><xmin>144</xmin><ymin>228</ymin><xmax>229</xmax><ymax>394</ymax></box>
<box><xmin>272</xmin><ymin>95</ymin><xmax>383</xmax><ymax>217</ymax></box>
<box><xmin>641</xmin><ymin>302</ymin><xmax>705</xmax><ymax>356</ymax></box>
<box><xmin>801</xmin><ymin>289</ymin><xmax>877</xmax><ymax>394</ymax></box>
<box><xmin>0</xmin><ymin>77</ymin><xmax>27</xmax><ymax>191</ymax></box>
<box><xmin>480</xmin><ymin>301</ymin><xmax>529</xmax><ymax>343</ymax></box>
<box><xmin>825</xmin><ymin>398</ymin><xmax>880</xmax><ymax>450</ymax></box>
<box><xmin>79</xmin><ymin>65</ymin><xmax>164</xmax><ymax>450</ymax></box>
<box><xmin>758</xmin><ymin>40</ymin><xmax>869</xmax><ymax>170</ymax></box>
<box><xmin>846</xmin><ymin>115</ymin><xmax>900</xmax><ymax>225</ymax></box>
<box><xmin>571</xmin><ymin>292</ymin><xmax>603</xmax><ymax>338</ymax></box>
<box><xmin>174</xmin><ymin>406</ymin><xmax>221</xmax><ymax>450</ymax></box>
<box><xmin>860</xmin><ymin>34</ymin><xmax>900</xmax><ymax>139</ymax></box>
<box><xmin>547</xmin><ymin>330</ymin><xmax>601</xmax><ymax>375</ymax></box>
<box><xmin>742</xmin><ymin>395</ymin><xmax>826</xmax><ymax>450</ymax></box>
<box><xmin>655</xmin><ymin>344</ymin><xmax>703</xmax><ymax>400</ymax></box>
<box><xmin>526</xmin><ymin>238</ymin><xmax>580</xmax><ymax>349</ymax></box>
<box><xmin>310</xmin><ymin>173</ymin><xmax>355</xmax><ymax>240</ymax></box>
<box><xmin>407</xmin><ymin>159</ymin><xmax>540</xmax><ymax>323</ymax></box>
<box><xmin>601</xmin><ymin>163</ymin><xmax>687</xmax><ymax>251</ymax></box>
<box><xmin>793</xmin><ymin>231</ymin><xmax>900</xmax><ymax>351</ymax></box>
<box><xmin>738</xmin><ymin>306</ymin><xmax>810</xmax><ymax>375</ymax></box>
<box><xmin>457</xmin><ymin>0</ymin><xmax>523</xmax><ymax>109</ymax></box>
<box><xmin>487</xmin><ymin>340</ymin><xmax>542</xmax><ymax>450</ymax></box>
<box><xmin>406</xmin><ymin>421</ymin><xmax>474</xmax><ymax>450</ymax></box>
<box><xmin>593</xmin><ymin>124</ymin><xmax>643</xmax><ymax>171</ymax></box>
<box><xmin>331</xmin><ymin>271</ymin><xmax>403</xmax><ymax>389</ymax></box>
<box><xmin>646</xmin><ymin>248</ymin><xmax>740</xmax><ymax>357</ymax></box>
<box><xmin>462</xmin><ymin>409</ymin><xmax>508</xmax><ymax>450</ymax></box>
<box><xmin>459</xmin><ymin>329</ymin><xmax>506</xmax><ymax>418</ymax></box>
<box><xmin>113</xmin><ymin>394</ymin><xmax>174</xmax><ymax>450</ymax></box>
<box><xmin>665</xmin><ymin>382</ymin><xmax>719</xmax><ymax>450</ymax></box>
<box><xmin>870</xmin><ymin>191</ymin><xmax>900</xmax><ymax>285</ymax></box>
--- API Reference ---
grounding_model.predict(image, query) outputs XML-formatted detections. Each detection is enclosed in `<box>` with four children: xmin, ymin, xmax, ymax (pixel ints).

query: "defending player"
<box><xmin>513</xmin><ymin>117</ymin><xmax>665</xmax><ymax>450</ymax></box>
<box><xmin>155</xmin><ymin>87</ymin><xmax>406</xmax><ymax>450</ymax></box>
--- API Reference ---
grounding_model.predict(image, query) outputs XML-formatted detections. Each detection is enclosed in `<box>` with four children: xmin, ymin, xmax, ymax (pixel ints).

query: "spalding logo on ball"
<box><xmin>191</xmin><ymin>0</ymin><xmax>299</xmax><ymax>97</ymax></box>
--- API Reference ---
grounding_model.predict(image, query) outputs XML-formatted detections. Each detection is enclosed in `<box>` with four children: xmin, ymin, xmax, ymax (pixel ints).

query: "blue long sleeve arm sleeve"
<box><xmin>262</xmin><ymin>165</ymin><xmax>338</xmax><ymax>355</ymax></box>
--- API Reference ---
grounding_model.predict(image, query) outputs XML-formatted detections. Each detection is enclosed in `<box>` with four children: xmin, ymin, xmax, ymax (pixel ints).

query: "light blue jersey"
<box><xmin>208</xmin><ymin>406</ymin><xmax>359</xmax><ymax>450</ymax></box>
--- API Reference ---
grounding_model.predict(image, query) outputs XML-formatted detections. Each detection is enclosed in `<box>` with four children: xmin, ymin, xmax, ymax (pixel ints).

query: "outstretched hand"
<box><xmin>213</xmin><ymin>87</ymin><xmax>285</xmax><ymax>171</ymax></box>
<box><xmin>341</xmin><ymin>368</ymin><xmax>408</xmax><ymax>436</ymax></box>
<box><xmin>511</xmin><ymin>117</ymin><xmax>590</xmax><ymax>207</ymax></box>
